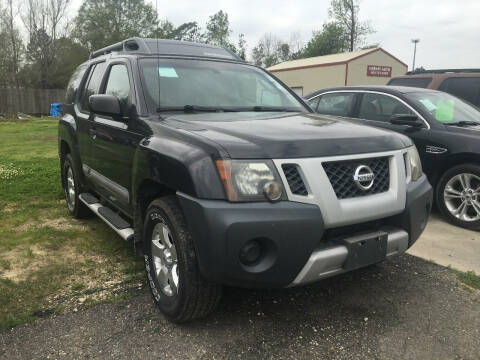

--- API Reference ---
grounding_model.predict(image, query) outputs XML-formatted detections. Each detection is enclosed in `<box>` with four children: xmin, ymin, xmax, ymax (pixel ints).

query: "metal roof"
<box><xmin>267</xmin><ymin>48</ymin><xmax>407</xmax><ymax>72</ymax></box>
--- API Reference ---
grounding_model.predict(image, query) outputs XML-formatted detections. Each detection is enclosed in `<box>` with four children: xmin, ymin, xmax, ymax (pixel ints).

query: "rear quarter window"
<box><xmin>388</xmin><ymin>77</ymin><xmax>432</xmax><ymax>88</ymax></box>
<box><xmin>79</xmin><ymin>62</ymin><xmax>107</xmax><ymax>112</ymax></box>
<box><xmin>439</xmin><ymin>77</ymin><xmax>480</xmax><ymax>107</ymax></box>
<box><xmin>65</xmin><ymin>64</ymin><xmax>88</xmax><ymax>104</ymax></box>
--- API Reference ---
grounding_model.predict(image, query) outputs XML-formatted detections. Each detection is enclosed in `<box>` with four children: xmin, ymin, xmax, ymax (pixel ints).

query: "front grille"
<box><xmin>282</xmin><ymin>164</ymin><xmax>308</xmax><ymax>196</ymax></box>
<box><xmin>322</xmin><ymin>157</ymin><xmax>390</xmax><ymax>199</ymax></box>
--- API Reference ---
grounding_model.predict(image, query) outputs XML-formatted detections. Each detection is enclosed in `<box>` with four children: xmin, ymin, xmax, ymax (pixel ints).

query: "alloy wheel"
<box><xmin>66</xmin><ymin>166</ymin><xmax>76</xmax><ymax>211</ymax></box>
<box><xmin>151</xmin><ymin>222</ymin><xmax>179</xmax><ymax>297</ymax></box>
<box><xmin>443</xmin><ymin>173</ymin><xmax>480</xmax><ymax>222</ymax></box>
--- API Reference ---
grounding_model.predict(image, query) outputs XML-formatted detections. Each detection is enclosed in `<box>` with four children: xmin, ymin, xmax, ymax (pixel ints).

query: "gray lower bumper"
<box><xmin>289</xmin><ymin>227</ymin><xmax>409</xmax><ymax>286</ymax></box>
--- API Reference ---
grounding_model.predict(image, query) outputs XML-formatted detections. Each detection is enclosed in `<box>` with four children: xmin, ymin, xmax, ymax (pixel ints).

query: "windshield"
<box><xmin>139</xmin><ymin>58</ymin><xmax>306</xmax><ymax>113</ymax></box>
<box><xmin>405</xmin><ymin>91</ymin><xmax>480</xmax><ymax>124</ymax></box>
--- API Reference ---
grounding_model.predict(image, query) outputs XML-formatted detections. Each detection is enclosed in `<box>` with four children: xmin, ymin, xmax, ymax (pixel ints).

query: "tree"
<box><xmin>205</xmin><ymin>10</ymin><xmax>232</xmax><ymax>47</ymax></box>
<box><xmin>173</xmin><ymin>21</ymin><xmax>204</xmax><ymax>42</ymax></box>
<box><xmin>0</xmin><ymin>0</ymin><xmax>23</xmax><ymax>88</ymax></box>
<box><xmin>73</xmin><ymin>0</ymin><xmax>158</xmax><ymax>51</ymax></box>
<box><xmin>22</xmin><ymin>0</ymin><xmax>71</xmax><ymax>88</ymax></box>
<box><xmin>49</xmin><ymin>37</ymin><xmax>90</xmax><ymax>88</ymax></box>
<box><xmin>251</xmin><ymin>33</ymin><xmax>291</xmax><ymax>67</ymax></box>
<box><xmin>152</xmin><ymin>20</ymin><xmax>203</xmax><ymax>42</ymax></box>
<box><xmin>26</xmin><ymin>29</ymin><xmax>54</xmax><ymax>88</ymax></box>
<box><xmin>299</xmin><ymin>22</ymin><xmax>348</xmax><ymax>58</ymax></box>
<box><xmin>329</xmin><ymin>0</ymin><xmax>374</xmax><ymax>51</ymax></box>
<box><xmin>237</xmin><ymin>34</ymin><xmax>246</xmax><ymax>60</ymax></box>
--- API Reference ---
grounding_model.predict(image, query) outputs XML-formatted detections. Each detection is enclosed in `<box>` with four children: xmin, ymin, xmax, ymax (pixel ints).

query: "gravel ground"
<box><xmin>1</xmin><ymin>255</ymin><xmax>479</xmax><ymax>360</ymax></box>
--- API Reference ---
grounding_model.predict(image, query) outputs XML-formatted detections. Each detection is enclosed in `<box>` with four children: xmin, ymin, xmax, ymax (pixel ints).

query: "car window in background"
<box><xmin>406</xmin><ymin>91</ymin><xmax>480</xmax><ymax>124</ymax></box>
<box><xmin>80</xmin><ymin>62</ymin><xmax>107</xmax><ymax>112</ymax></box>
<box><xmin>104</xmin><ymin>64</ymin><xmax>131</xmax><ymax>115</ymax></box>
<box><xmin>438</xmin><ymin>77</ymin><xmax>480</xmax><ymax>107</ymax></box>
<box><xmin>316</xmin><ymin>93</ymin><xmax>354</xmax><ymax>117</ymax></box>
<box><xmin>388</xmin><ymin>77</ymin><xmax>432</xmax><ymax>88</ymax></box>
<box><xmin>65</xmin><ymin>64</ymin><xmax>88</xmax><ymax>104</ymax></box>
<box><xmin>307</xmin><ymin>96</ymin><xmax>320</xmax><ymax>111</ymax></box>
<box><xmin>358</xmin><ymin>93</ymin><xmax>414</xmax><ymax>122</ymax></box>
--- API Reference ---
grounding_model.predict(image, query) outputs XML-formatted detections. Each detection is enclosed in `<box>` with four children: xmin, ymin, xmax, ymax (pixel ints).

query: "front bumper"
<box><xmin>178</xmin><ymin>175</ymin><xmax>432</xmax><ymax>288</ymax></box>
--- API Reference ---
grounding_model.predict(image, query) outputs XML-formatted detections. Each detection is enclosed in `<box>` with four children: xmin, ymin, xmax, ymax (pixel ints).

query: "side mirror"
<box><xmin>89</xmin><ymin>94</ymin><xmax>121</xmax><ymax>117</ymax></box>
<box><xmin>389</xmin><ymin>114</ymin><xmax>424</xmax><ymax>128</ymax></box>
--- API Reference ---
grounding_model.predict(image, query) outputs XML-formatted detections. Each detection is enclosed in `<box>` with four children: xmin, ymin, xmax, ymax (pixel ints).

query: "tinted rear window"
<box><xmin>79</xmin><ymin>62</ymin><xmax>107</xmax><ymax>112</ymax></box>
<box><xmin>388</xmin><ymin>77</ymin><xmax>432</xmax><ymax>88</ymax></box>
<box><xmin>65</xmin><ymin>64</ymin><xmax>88</xmax><ymax>104</ymax></box>
<box><xmin>439</xmin><ymin>77</ymin><xmax>480</xmax><ymax>106</ymax></box>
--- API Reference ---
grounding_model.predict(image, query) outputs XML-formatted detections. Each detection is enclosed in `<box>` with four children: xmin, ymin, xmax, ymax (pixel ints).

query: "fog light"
<box><xmin>263</xmin><ymin>181</ymin><xmax>282</xmax><ymax>201</ymax></box>
<box><xmin>239</xmin><ymin>240</ymin><xmax>262</xmax><ymax>265</ymax></box>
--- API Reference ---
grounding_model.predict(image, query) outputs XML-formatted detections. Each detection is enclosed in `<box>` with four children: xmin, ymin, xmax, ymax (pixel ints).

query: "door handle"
<box><xmin>89</xmin><ymin>128</ymin><xmax>97</xmax><ymax>139</ymax></box>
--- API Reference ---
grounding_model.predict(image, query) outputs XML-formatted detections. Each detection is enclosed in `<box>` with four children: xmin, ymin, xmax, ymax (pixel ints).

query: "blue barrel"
<box><xmin>50</xmin><ymin>103</ymin><xmax>63</xmax><ymax>117</ymax></box>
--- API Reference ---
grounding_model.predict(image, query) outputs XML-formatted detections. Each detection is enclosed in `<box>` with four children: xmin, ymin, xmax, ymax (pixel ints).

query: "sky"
<box><xmin>69</xmin><ymin>0</ymin><xmax>480</xmax><ymax>70</ymax></box>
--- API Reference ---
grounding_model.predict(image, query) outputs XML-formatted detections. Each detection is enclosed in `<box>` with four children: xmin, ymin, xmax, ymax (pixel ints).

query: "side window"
<box><xmin>79</xmin><ymin>62</ymin><xmax>107</xmax><ymax>112</ymax></box>
<box><xmin>439</xmin><ymin>78</ymin><xmax>480</xmax><ymax>107</ymax></box>
<box><xmin>358</xmin><ymin>93</ymin><xmax>414</xmax><ymax>122</ymax></box>
<box><xmin>65</xmin><ymin>64</ymin><xmax>88</xmax><ymax>104</ymax></box>
<box><xmin>316</xmin><ymin>93</ymin><xmax>354</xmax><ymax>117</ymax></box>
<box><xmin>307</xmin><ymin>97</ymin><xmax>320</xmax><ymax>111</ymax></box>
<box><xmin>103</xmin><ymin>64</ymin><xmax>131</xmax><ymax>115</ymax></box>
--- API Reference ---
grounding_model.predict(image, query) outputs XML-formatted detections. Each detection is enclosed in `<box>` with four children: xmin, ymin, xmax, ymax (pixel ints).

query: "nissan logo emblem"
<box><xmin>353</xmin><ymin>165</ymin><xmax>375</xmax><ymax>190</ymax></box>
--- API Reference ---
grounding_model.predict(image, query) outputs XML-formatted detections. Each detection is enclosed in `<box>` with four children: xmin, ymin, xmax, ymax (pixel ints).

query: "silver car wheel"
<box><xmin>66</xmin><ymin>166</ymin><xmax>76</xmax><ymax>211</ymax></box>
<box><xmin>444</xmin><ymin>173</ymin><xmax>480</xmax><ymax>222</ymax></box>
<box><xmin>151</xmin><ymin>222</ymin><xmax>179</xmax><ymax>297</ymax></box>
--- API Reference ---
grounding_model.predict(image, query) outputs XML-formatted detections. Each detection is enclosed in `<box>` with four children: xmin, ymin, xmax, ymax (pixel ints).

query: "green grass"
<box><xmin>0</xmin><ymin>118</ymin><xmax>144</xmax><ymax>331</ymax></box>
<box><xmin>455</xmin><ymin>270</ymin><xmax>480</xmax><ymax>290</ymax></box>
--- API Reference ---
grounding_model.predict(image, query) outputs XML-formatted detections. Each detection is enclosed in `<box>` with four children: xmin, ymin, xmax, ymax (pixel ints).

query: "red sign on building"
<box><xmin>367</xmin><ymin>65</ymin><xmax>392</xmax><ymax>77</ymax></box>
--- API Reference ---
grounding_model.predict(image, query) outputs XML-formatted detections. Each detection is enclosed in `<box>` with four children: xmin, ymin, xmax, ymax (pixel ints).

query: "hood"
<box><xmin>160</xmin><ymin>112</ymin><xmax>412</xmax><ymax>159</ymax></box>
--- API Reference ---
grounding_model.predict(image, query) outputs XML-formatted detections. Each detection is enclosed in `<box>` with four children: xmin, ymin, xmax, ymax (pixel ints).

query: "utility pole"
<box><xmin>411</xmin><ymin>39</ymin><xmax>420</xmax><ymax>71</ymax></box>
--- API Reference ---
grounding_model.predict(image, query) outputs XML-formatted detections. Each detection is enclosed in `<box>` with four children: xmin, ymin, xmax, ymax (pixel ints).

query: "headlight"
<box><xmin>216</xmin><ymin>160</ymin><xmax>285</xmax><ymax>202</ymax></box>
<box><xmin>406</xmin><ymin>146</ymin><xmax>423</xmax><ymax>181</ymax></box>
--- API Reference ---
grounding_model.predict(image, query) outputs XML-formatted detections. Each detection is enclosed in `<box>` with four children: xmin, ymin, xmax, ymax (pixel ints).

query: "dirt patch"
<box><xmin>16</xmin><ymin>216</ymin><xmax>87</xmax><ymax>232</ymax></box>
<box><xmin>30</xmin><ymin>135</ymin><xmax>57</xmax><ymax>142</ymax></box>
<box><xmin>1</xmin><ymin>203</ymin><xmax>16</xmax><ymax>213</ymax></box>
<box><xmin>0</xmin><ymin>245</ymin><xmax>49</xmax><ymax>282</ymax></box>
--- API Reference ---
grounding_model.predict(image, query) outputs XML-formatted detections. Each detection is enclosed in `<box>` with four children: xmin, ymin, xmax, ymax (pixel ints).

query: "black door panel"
<box><xmin>87</xmin><ymin>61</ymin><xmax>143</xmax><ymax>211</ymax></box>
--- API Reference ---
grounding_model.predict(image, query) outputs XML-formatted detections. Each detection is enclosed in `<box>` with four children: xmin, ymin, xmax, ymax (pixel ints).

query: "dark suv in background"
<box><xmin>388</xmin><ymin>69</ymin><xmax>480</xmax><ymax>107</ymax></box>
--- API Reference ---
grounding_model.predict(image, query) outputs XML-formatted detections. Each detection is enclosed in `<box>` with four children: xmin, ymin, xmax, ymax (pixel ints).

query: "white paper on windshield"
<box><xmin>158</xmin><ymin>67</ymin><xmax>178</xmax><ymax>78</ymax></box>
<box><xmin>419</xmin><ymin>99</ymin><xmax>437</xmax><ymax>112</ymax></box>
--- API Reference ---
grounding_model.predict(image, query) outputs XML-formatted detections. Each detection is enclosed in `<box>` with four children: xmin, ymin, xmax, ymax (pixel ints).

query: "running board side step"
<box><xmin>79</xmin><ymin>193</ymin><xmax>134</xmax><ymax>242</ymax></box>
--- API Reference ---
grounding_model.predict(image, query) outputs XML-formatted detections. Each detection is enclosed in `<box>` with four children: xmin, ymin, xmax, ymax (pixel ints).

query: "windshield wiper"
<box><xmin>444</xmin><ymin>121</ymin><xmax>480</xmax><ymax>127</ymax></box>
<box><xmin>251</xmin><ymin>106</ymin><xmax>300</xmax><ymax>112</ymax></box>
<box><xmin>157</xmin><ymin>105</ymin><xmax>237</xmax><ymax>113</ymax></box>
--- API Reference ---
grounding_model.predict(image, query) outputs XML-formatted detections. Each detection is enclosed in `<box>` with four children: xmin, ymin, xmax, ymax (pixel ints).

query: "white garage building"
<box><xmin>267</xmin><ymin>48</ymin><xmax>408</xmax><ymax>96</ymax></box>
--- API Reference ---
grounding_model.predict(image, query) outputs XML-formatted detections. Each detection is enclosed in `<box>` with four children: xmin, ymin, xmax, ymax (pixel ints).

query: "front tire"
<box><xmin>62</xmin><ymin>154</ymin><xmax>91</xmax><ymax>219</ymax></box>
<box><xmin>143</xmin><ymin>196</ymin><xmax>222</xmax><ymax>322</ymax></box>
<box><xmin>436</xmin><ymin>164</ymin><xmax>480</xmax><ymax>231</ymax></box>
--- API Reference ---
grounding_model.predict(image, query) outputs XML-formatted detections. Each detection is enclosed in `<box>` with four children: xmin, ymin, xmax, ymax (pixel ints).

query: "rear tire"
<box><xmin>436</xmin><ymin>164</ymin><xmax>480</xmax><ymax>231</ymax></box>
<box><xmin>143</xmin><ymin>195</ymin><xmax>222</xmax><ymax>322</ymax></box>
<box><xmin>62</xmin><ymin>154</ymin><xmax>92</xmax><ymax>219</ymax></box>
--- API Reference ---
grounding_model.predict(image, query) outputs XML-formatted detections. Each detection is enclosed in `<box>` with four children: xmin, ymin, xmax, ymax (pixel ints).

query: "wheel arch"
<box><xmin>429</xmin><ymin>153</ymin><xmax>480</xmax><ymax>189</ymax></box>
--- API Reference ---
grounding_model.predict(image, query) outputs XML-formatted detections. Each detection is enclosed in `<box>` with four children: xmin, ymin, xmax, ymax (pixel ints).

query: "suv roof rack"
<box><xmin>89</xmin><ymin>37</ymin><xmax>243</xmax><ymax>62</ymax></box>
<box><xmin>406</xmin><ymin>68</ymin><xmax>480</xmax><ymax>75</ymax></box>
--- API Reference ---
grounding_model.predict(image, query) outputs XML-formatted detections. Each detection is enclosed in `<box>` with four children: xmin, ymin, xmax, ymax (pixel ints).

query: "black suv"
<box><xmin>59</xmin><ymin>38</ymin><xmax>432</xmax><ymax>322</ymax></box>
<box><xmin>305</xmin><ymin>86</ymin><xmax>480</xmax><ymax>230</ymax></box>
